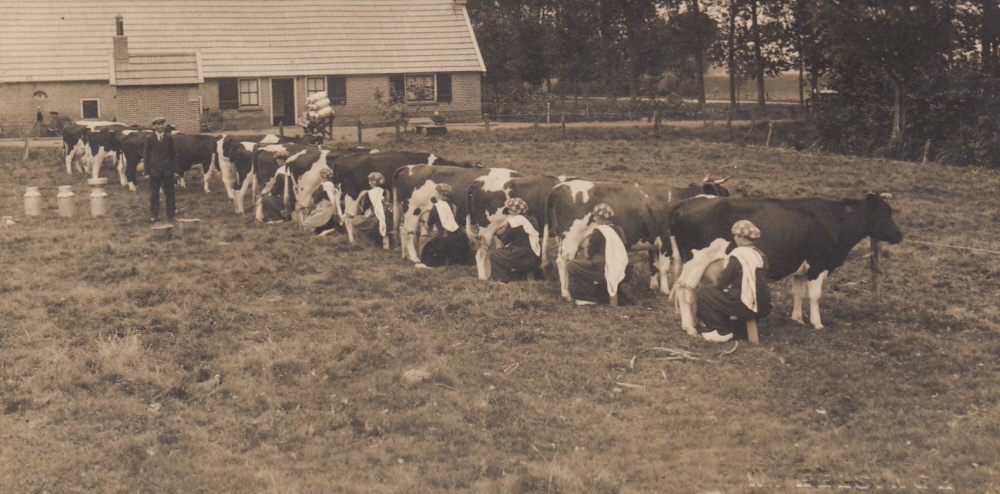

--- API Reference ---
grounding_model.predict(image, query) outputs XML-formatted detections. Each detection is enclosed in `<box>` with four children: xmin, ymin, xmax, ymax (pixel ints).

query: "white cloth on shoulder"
<box><xmin>506</xmin><ymin>214</ymin><xmax>540</xmax><ymax>256</ymax></box>
<box><xmin>595</xmin><ymin>225</ymin><xmax>628</xmax><ymax>298</ymax></box>
<box><xmin>727</xmin><ymin>246</ymin><xmax>764</xmax><ymax>312</ymax></box>
<box><xmin>434</xmin><ymin>200</ymin><xmax>460</xmax><ymax>232</ymax></box>
<box><xmin>367</xmin><ymin>186</ymin><xmax>387</xmax><ymax>236</ymax></box>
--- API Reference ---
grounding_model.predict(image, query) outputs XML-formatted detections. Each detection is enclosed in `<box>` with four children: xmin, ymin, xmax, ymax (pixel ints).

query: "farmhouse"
<box><xmin>0</xmin><ymin>0</ymin><xmax>485</xmax><ymax>135</ymax></box>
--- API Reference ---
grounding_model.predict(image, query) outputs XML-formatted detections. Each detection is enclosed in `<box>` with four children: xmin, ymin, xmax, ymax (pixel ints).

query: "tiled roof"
<box><xmin>0</xmin><ymin>0</ymin><xmax>486</xmax><ymax>83</ymax></box>
<box><xmin>114</xmin><ymin>53</ymin><xmax>202</xmax><ymax>86</ymax></box>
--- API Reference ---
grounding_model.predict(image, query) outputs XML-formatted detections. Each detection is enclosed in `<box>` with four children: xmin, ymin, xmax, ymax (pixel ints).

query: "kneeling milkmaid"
<box><xmin>487</xmin><ymin>197</ymin><xmax>542</xmax><ymax>282</ymax></box>
<box><xmin>696</xmin><ymin>220</ymin><xmax>772</xmax><ymax>342</ymax></box>
<box><xmin>567</xmin><ymin>203</ymin><xmax>632</xmax><ymax>306</ymax></box>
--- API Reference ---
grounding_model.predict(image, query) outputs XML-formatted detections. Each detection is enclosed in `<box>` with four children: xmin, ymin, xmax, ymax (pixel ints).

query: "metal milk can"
<box><xmin>24</xmin><ymin>186</ymin><xmax>42</xmax><ymax>216</ymax></box>
<box><xmin>57</xmin><ymin>185</ymin><xmax>75</xmax><ymax>218</ymax></box>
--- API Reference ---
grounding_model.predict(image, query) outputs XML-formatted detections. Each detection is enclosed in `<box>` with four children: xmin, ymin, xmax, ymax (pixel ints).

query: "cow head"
<box><xmin>700</xmin><ymin>174</ymin><xmax>731</xmax><ymax>197</ymax></box>
<box><xmin>865</xmin><ymin>192</ymin><xmax>903</xmax><ymax>244</ymax></box>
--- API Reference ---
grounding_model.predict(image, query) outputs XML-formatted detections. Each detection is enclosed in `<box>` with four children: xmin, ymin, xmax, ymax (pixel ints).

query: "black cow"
<box><xmin>668</xmin><ymin>192</ymin><xmax>904</xmax><ymax>331</ymax></box>
<box><xmin>172</xmin><ymin>134</ymin><xmax>221</xmax><ymax>193</ymax></box>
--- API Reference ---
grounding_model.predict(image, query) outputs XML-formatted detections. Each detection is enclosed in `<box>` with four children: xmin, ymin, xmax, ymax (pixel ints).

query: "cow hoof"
<box><xmin>128</xmin><ymin>183</ymin><xmax>137</xmax><ymax>192</ymax></box>
<box><xmin>791</xmin><ymin>317</ymin><xmax>805</xmax><ymax>325</ymax></box>
<box><xmin>813</xmin><ymin>324</ymin><xmax>824</xmax><ymax>331</ymax></box>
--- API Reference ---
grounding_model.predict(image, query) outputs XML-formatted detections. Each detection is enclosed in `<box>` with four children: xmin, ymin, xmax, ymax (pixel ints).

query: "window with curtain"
<box><xmin>218</xmin><ymin>78</ymin><xmax>239</xmax><ymax>109</ymax></box>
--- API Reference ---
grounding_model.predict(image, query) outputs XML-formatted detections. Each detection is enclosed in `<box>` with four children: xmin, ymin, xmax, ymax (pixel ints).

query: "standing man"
<box><xmin>143</xmin><ymin>117</ymin><xmax>177</xmax><ymax>223</ymax></box>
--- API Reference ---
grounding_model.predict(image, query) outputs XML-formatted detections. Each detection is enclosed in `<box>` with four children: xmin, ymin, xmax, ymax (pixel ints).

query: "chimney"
<box><xmin>113</xmin><ymin>14</ymin><xmax>128</xmax><ymax>61</ymax></box>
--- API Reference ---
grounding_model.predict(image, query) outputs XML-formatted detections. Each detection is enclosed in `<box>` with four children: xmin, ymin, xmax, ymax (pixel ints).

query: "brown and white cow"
<box><xmin>324</xmin><ymin>152</ymin><xmax>473</xmax><ymax>244</ymax></box>
<box><xmin>466</xmin><ymin>175</ymin><xmax>571</xmax><ymax>280</ymax></box>
<box><xmin>393</xmin><ymin>164</ymin><xmax>520</xmax><ymax>263</ymax></box>
<box><xmin>542</xmin><ymin>178</ymin><xmax>730</xmax><ymax>301</ymax></box>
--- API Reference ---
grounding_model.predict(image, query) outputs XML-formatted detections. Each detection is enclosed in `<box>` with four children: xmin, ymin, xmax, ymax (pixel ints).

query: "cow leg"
<box><xmin>807</xmin><ymin>271</ymin><xmax>829</xmax><ymax>330</ymax></box>
<box><xmin>656</xmin><ymin>250</ymin><xmax>673</xmax><ymax>296</ymax></box>
<box><xmin>178</xmin><ymin>175</ymin><xmax>187</xmax><ymax>189</ymax></box>
<box><xmin>202</xmin><ymin>163</ymin><xmax>212</xmax><ymax>194</ymax></box>
<box><xmin>555</xmin><ymin>248</ymin><xmax>571</xmax><ymax>301</ymax></box>
<box><xmin>405</xmin><ymin>230</ymin><xmax>421</xmax><ymax>263</ymax></box>
<box><xmin>790</xmin><ymin>261</ymin><xmax>810</xmax><ymax>325</ymax></box>
<box><xmin>116</xmin><ymin>153</ymin><xmax>129</xmax><ymax>187</ymax></box>
<box><xmin>343</xmin><ymin>196</ymin><xmax>360</xmax><ymax>244</ymax></box>
<box><xmin>65</xmin><ymin>150</ymin><xmax>74</xmax><ymax>175</ymax></box>
<box><xmin>235</xmin><ymin>174</ymin><xmax>253</xmax><ymax>214</ymax></box>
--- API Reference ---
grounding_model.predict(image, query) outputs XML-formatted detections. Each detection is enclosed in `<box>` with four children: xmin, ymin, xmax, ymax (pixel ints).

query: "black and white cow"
<box><xmin>172</xmin><ymin>134</ymin><xmax>222</xmax><ymax>193</ymax></box>
<box><xmin>542</xmin><ymin>178</ymin><xmax>730</xmax><ymax>301</ymax></box>
<box><xmin>61</xmin><ymin>124</ymin><xmax>90</xmax><ymax>175</ymax></box>
<box><xmin>87</xmin><ymin>125</ymin><xmax>128</xmax><ymax>181</ymax></box>
<box><xmin>216</xmin><ymin>134</ymin><xmax>296</xmax><ymax>202</ymax></box>
<box><xmin>466</xmin><ymin>175</ymin><xmax>571</xmax><ymax>280</ymax></box>
<box><xmin>668</xmin><ymin>192</ymin><xmax>904</xmax><ymax>332</ymax></box>
<box><xmin>243</xmin><ymin>143</ymin><xmax>332</xmax><ymax>221</ymax></box>
<box><xmin>393</xmin><ymin>164</ymin><xmax>520</xmax><ymax>263</ymax></box>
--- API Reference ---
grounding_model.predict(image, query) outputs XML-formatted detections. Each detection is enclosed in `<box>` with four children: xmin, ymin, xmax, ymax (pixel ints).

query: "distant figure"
<box><xmin>431</xmin><ymin>111</ymin><xmax>446</xmax><ymax>126</ymax></box>
<box><xmin>695</xmin><ymin>220</ymin><xmax>773</xmax><ymax>342</ymax></box>
<box><xmin>143</xmin><ymin>117</ymin><xmax>177</xmax><ymax>223</ymax></box>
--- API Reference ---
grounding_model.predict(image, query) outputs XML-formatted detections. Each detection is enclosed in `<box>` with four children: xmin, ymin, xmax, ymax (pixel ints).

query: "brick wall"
<box><xmin>117</xmin><ymin>85</ymin><xmax>200</xmax><ymax>133</ymax></box>
<box><xmin>0</xmin><ymin>71</ymin><xmax>482</xmax><ymax>137</ymax></box>
<box><xmin>0</xmin><ymin>81</ymin><xmax>116</xmax><ymax>137</ymax></box>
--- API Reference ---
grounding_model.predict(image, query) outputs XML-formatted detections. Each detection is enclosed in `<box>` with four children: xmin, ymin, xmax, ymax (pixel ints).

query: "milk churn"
<box><xmin>57</xmin><ymin>185</ymin><xmax>75</xmax><ymax>218</ymax></box>
<box><xmin>24</xmin><ymin>186</ymin><xmax>42</xmax><ymax>216</ymax></box>
<box><xmin>87</xmin><ymin>178</ymin><xmax>108</xmax><ymax>217</ymax></box>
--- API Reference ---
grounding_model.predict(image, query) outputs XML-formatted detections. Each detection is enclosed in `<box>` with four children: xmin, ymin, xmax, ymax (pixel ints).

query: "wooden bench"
<box><xmin>413</xmin><ymin>124</ymin><xmax>447</xmax><ymax>136</ymax></box>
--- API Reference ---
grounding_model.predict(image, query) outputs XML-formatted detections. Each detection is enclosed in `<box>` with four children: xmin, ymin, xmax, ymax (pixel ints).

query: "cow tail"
<box><xmin>540</xmin><ymin>190</ymin><xmax>555</xmax><ymax>268</ymax></box>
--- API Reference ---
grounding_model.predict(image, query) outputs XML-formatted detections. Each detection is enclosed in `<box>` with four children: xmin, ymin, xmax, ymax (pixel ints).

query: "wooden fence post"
<box><xmin>484</xmin><ymin>113</ymin><xmax>491</xmax><ymax>137</ymax></box>
<box><xmin>561</xmin><ymin>112</ymin><xmax>566</xmax><ymax>137</ymax></box>
<box><xmin>546</xmin><ymin>102</ymin><xmax>551</xmax><ymax>125</ymax></box>
<box><xmin>870</xmin><ymin>240</ymin><xmax>882</xmax><ymax>304</ymax></box>
<box><xmin>357</xmin><ymin>119</ymin><xmax>363</xmax><ymax>144</ymax></box>
<box><xmin>653</xmin><ymin>110</ymin><xmax>661</xmax><ymax>138</ymax></box>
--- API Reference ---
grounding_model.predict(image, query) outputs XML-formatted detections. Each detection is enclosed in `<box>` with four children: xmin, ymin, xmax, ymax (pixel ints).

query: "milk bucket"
<box><xmin>24</xmin><ymin>186</ymin><xmax>42</xmax><ymax>216</ymax></box>
<box><xmin>56</xmin><ymin>185</ymin><xmax>75</xmax><ymax>218</ymax></box>
<box><xmin>151</xmin><ymin>223</ymin><xmax>173</xmax><ymax>240</ymax></box>
<box><xmin>176</xmin><ymin>218</ymin><xmax>201</xmax><ymax>236</ymax></box>
<box><xmin>88</xmin><ymin>177</ymin><xmax>108</xmax><ymax>217</ymax></box>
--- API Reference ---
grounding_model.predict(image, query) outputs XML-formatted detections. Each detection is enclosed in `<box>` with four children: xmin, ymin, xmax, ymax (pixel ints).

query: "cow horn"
<box><xmin>712</xmin><ymin>176</ymin><xmax>731</xmax><ymax>185</ymax></box>
<box><xmin>702</xmin><ymin>173</ymin><xmax>711</xmax><ymax>183</ymax></box>
<box><xmin>879</xmin><ymin>192</ymin><xmax>893</xmax><ymax>200</ymax></box>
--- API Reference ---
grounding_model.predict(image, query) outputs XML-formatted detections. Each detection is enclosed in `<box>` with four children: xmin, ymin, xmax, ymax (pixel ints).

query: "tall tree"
<box><xmin>821</xmin><ymin>0</ymin><xmax>958</xmax><ymax>146</ymax></box>
<box><xmin>597</xmin><ymin>0</ymin><xmax>672</xmax><ymax>101</ymax></box>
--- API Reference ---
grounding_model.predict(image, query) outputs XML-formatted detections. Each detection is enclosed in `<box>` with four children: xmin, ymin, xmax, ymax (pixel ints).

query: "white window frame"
<box><xmin>239</xmin><ymin>78</ymin><xmax>260</xmax><ymax>107</ymax></box>
<box><xmin>405</xmin><ymin>74</ymin><xmax>436</xmax><ymax>102</ymax></box>
<box><xmin>306</xmin><ymin>77</ymin><xmax>326</xmax><ymax>96</ymax></box>
<box><xmin>80</xmin><ymin>98</ymin><xmax>100</xmax><ymax>119</ymax></box>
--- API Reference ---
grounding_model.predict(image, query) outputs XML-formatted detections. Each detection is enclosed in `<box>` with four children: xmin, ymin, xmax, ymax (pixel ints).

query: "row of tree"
<box><xmin>467</xmin><ymin>0</ymin><xmax>1000</xmax><ymax>166</ymax></box>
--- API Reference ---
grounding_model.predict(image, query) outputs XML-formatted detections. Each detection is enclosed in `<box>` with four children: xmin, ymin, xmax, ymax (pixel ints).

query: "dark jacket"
<box><xmin>142</xmin><ymin>132</ymin><xmax>177</xmax><ymax>178</ymax></box>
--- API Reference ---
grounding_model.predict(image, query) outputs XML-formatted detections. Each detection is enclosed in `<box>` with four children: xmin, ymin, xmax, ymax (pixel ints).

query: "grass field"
<box><xmin>1</xmin><ymin>126</ymin><xmax>999</xmax><ymax>493</ymax></box>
